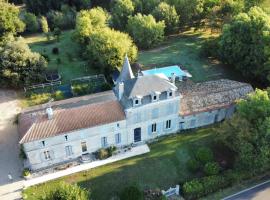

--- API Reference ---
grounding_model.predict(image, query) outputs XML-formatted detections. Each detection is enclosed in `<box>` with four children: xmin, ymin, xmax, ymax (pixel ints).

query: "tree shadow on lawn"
<box><xmin>72</xmin><ymin>130</ymin><xmax>216</xmax><ymax>200</ymax></box>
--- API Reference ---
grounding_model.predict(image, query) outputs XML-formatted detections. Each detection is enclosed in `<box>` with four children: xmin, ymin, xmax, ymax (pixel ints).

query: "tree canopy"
<box><xmin>0</xmin><ymin>38</ymin><xmax>47</xmax><ymax>88</ymax></box>
<box><xmin>111</xmin><ymin>0</ymin><xmax>134</xmax><ymax>30</ymax></box>
<box><xmin>0</xmin><ymin>0</ymin><xmax>25</xmax><ymax>37</ymax></box>
<box><xmin>218</xmin><ymin>89</ymin><xmax>270</xmax><ymax>172</ymax></box>
<box><xmin>152</xmin><ymin>2</ymin><xmax>179</xmax><ymax>34</ymax></box>
<box><xmin>219</xmin><ymin>6</ymin><xmax>270</xmax><ymax>83</ymax></box>
<box><xmin>127</xmin><ymin>13</ymin><xmax>165</xmax><ymax>49</ymax></box>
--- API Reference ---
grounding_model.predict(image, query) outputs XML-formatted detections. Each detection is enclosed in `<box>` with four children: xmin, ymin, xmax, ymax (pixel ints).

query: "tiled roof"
<box><xmin>19</xmin><ymin>100</ymin><xmax>125</xmax><ymax>143</ymax></box>
<box><xmin>178</xmin><ymin>79</ymin><xmax>254</xmax><ymax>116</ymax></box>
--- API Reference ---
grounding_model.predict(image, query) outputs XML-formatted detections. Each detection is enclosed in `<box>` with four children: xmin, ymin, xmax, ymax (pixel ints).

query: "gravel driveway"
<box><xmin>0</xmin><ymin>90</ymin><xmax>23</xmax><ymax>200</ymax></box>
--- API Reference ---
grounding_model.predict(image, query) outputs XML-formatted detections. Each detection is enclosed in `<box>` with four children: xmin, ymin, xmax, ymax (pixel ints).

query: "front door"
<box><xmin>134</xmin><ymin>128</ymin><xmax>141</xmax><ymax>143</ymax></box>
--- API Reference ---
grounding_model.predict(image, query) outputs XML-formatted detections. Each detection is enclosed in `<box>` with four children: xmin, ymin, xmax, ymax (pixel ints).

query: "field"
<box><xmin>23</xmin><ymin>127</ymin><xmax>216</xmax><ymax>200</ymax></box>
<box><xmin>25</xmin><ymin>31</ymin><xmax>98</xmax><ymax>84</ymax></box>
<box><xmin>138</xmin><ymin>29</ymin><xmax>243</xmax><ymax>82</ymax></box>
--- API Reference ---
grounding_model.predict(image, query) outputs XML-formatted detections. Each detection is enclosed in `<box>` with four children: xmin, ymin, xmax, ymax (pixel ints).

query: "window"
<box><xmin>115</xmin><ymin>133</ymin><xmax>121</xmax><ymax>144</ymax></box>
<box><xmin>41</xmin><ymin>141</ymin><xmax>45</xmax><ymax>147</ymax></box>
<box><xmin>134</xmin><ymin>128</ymin><xmax>141</xmax><ymax>142</ymax></box>
<box><xmin>64</xmin><ymin>135</ymin><xmax>68</xmax><ymax>141</ymax></box>
<box><xmin>151</xmin><ymin>123</ymin><xmax>157</xmax><ymax>133</ymax></box>
<box><xmin>81</xmin><ymin>141</ymin><xmax>87</xmax><ymax>152</ymax></box>
<box><xmin>135</xmin><ymin>99</ymin><xmax>139</xmax><ymax>105</ymax></box>
<box><xmin>166</xmin><ymin>120</ymin><xmax>171</xmax><ymax>129</ymax></box>
<box><xmin>44</xmin><ymin>151</ymin><xmax>51</xmax><ymax>160</ymax></box>
<box><xmin>65</xmin><ymin>145</ymin><xmax>73</xmax><ymax>157</ymax></box>
<box><xmin>169</xmin><ymin>92</ymin><xmax>173</xmax><ymax>97</ymax></box>
<box><xmin>153</xmin><ymin>95</ymin><xmax>157</xmax><ymax>100</ymax></box>
<box><xmin>179</xmin><ymin>122</ymin><xmax>184</xmax><ymax>130</ymax></box>
<box><xmin>117</xmin><ymin>123</ymin><xmax>120</xmax><ymax>128</ymax></box>
<box><xmin>101</xmin><ymin>137</ymin><xmax>108</xmax><ymax>148</ymax></box>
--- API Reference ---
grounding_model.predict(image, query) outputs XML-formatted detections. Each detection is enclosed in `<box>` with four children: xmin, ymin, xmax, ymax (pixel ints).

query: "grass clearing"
<box><xmin>25</xmin><ymin>31</ymin><xmax>98</xmax><ymax>84</ymax></box>
<box><xmin>23</xmin><ymin>127</ymin><xmax>216</xmax><ymax>200</ymax></box>
<box><xmin>138</xmin><ymin>29</ymin><xmax>243</xmax><ymax>82</ymax></box>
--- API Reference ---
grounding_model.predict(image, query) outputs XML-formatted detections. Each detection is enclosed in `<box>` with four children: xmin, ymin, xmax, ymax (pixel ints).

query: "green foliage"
<box><xmin>53</xmin><ymin>90</ymin><xmax>65</xmax><ymax>100</ymax></box>
<box><xmin>42</xmin><ymin>182</ymin><xmax>90</xmax><ymax>200</ymax></box>
<box><xmin>200</xmin><ymin>37</ymin><xmax>220</xmax><ymax>58</ymax></box>
<box><xmin>203</xmin><ymin>162</ymin><xmax>220</xmax><ymax>175</ymax></box>
<box><xmin>120</xmin><ymin>185</ymin><xmax>143</xmax><ymax>200</ymax></box>
<box><xmin>22</xmin><ymin>12</ymin><xmax>39</xmax><ymax>33</ymax></box>
<box><xmin>40</xmin><ymin>16</ymin><xmax>49</xmax><ymax>33</ymax></box>
<box><xmin>187</xmin><ymin>158</ymin><xmax>200</xmax><ymax>172</ymax></box>
<box><xmin>111</xmin><ymin>0</ymin><xmax>134</xmax><ymax>30</ymax></box>
<box><xmin>195</xmin><ymin>147</ymin><xmax>214</xmax><ymax>164</ymax></box>
<box><xmin>101</xmin><ymin>82</ymin><xmax>111</xmax><ymax>91</ymax></box>
<box><xmin>127</xmin><ymin>13</ymin><xmax>165</xmax><ymax>49</ymax></box>
<box><xmin>74</xmin><ymin>7</ymin><xmax>110</xmax><ymax>44</ymax></box>
<box><xmin>46</xmin><ymin>9</ymin><xmax>76</xmax><ymax>30</ymax></box>
<box><xmin>0</xmin><ymin>0</ymin><xmax>25</xmax><ymax>37</ymax></box>
<box><xmin>218</xmin><ymin>89</ymin><xmax>270</xmax><ymax>172</ymax></box>
<box><xmin>27</xmin><ymin>93</ymin><xmax>51</xmax><ymax>106</ymax></box>
<box><xmin>72</xmin><ymin>82</ymin><xmax>93</xmax><ymax>96</ymax></box>
<box><xmin>107</xmin><ymin>146</ymin><xmax>117</xmax><ymax>157</ymax></box>
<box><xmin>24</xmin><ymin>0</ymin><xmax>91</xmax><ymax>15</ymax></box>
<box><xmin>86</xmin><ymin>28</ymin><xmax>138</xmax><ymax>71</ymax></box>
<box><xmin>152</xmin><ymin>2</ymin><xmax>180</xmax><ymax>34</ymax></box>
<box><xmin>22</xmin><ymin>168</ymin><xmax>31</xmax><ymax>177</ymax></box>
<box><xmin>0</xmin><ymin>38</ymin><xmax>47</xmax><ymax>88</ymax></box>
<box><xmin>219</xmin><ymin>6</ymin><xmax>270</xmax><ymax>83</ymax></box>
<box><xmin>182</xmin><ymin>179</ymin><xmax>204</xmax><ymax>199</ymax></box>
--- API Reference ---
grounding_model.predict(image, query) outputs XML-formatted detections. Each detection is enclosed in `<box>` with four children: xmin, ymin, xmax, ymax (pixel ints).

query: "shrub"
<box><xmin>53</xmin><ymin>90</ymin><xmax>65</xmax><ymax>101</ymax></box>
<box><xmin>41</xmin><ymin>53</ymin><xmax>50</xmax><ymax>62</ymax></box>
<box><xmin>203</xmin><ymin>162</ymin><xmax>220</xmax><ymax>175</ymax></box>
<box><xmin>72</xmin><ymin>83</ymin><xmax>93</xmax><ymax>96</ymax></box>
<box><xmin>52</xmin><ymin>47</ymin><xmax>59</xmax><ymax>54</ymax></box>
<box><xmin>42</xmin><ymin>182</ymin><xmax>89</xmax><ymax>200</ymax></box>
<box><xmin>195</xmin><ymin>147</ymin><xmax>214</xmax><ymax>164</ymax></box>
<box><xmin>101</xmin><ymin>82</ymin><xmax>111</xmax><ymax>91</ymax></box>
<box><xmin>187</xmin><ymin>159</ymin><xmax>200</xmax><ymax>172</ymax></box>
<box><xmin>22</xmin><ymin>168</ymin><xmax>31</xmax><ymax>177</ymax></box>
<box><xmin>57</xmin><ymin>58</ymin><xmax>61</xmax><ymax>64</ymax></box>
<box><xmin>120</xmin><ymin>185</ymin><xmax>143</xmax><ymax>200</ymax></box>
<box><xmin>200</xmin><ymin>38</ymin><xmax>220</xmax><ymax>58</ymax></box>
<box><xmin>182</xmin><ymin>179</ymin><xmax>204</xmax><ymax>200</ymax></box>
<box><xmin>28</xmin><ymin>93</ymin><xmax>51</xmax><ymax>106</ymax></box>
<box><xmin>107</xmin><ymin>146</ymin><xmax>117</xmax><ymax>157</ymax></box>
<box><xmin>97</xmin><ymin>148</ymin><xmax>109</xmax><ymax>160</ymax></box>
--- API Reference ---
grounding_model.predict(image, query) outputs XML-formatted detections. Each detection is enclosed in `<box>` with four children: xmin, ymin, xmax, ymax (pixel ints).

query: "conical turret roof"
<box><xmin>116</xmin><ymin>55</ymin><xmax>134</xmax><ymax>83</ymax></box>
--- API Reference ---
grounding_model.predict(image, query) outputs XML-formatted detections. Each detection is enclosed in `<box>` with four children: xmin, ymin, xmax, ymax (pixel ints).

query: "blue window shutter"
<box><xmin>148</xmin><ymin>125</ymin><xmax>152</xmax><ymax>135</ymax></box>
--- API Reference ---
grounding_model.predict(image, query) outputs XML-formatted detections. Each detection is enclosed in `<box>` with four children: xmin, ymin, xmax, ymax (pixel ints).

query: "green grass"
<box><xmin>25</xmin><ymin>31</ymin><xmax>98</xmax><ymax>84</ymax></box>
<box><xmin>262</xmin><ymin>0</ymin><xmax>270</xmax><ymax>13</ymax></box>
<box><xmin>138</xmin><ymin>29</ymin><xmax>243</xmax><ymax>82</ymax></box>
<box><xmin>23</xmin><ymin>127</ymin><xmax>216</xmax><ymax>200</ymax></box>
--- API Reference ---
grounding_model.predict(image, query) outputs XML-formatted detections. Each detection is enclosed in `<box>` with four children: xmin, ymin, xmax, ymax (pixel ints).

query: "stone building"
<box><xmin>19</xmin><ymin>56</ymin><xmax>253</xmax><ymax>170</ymax></box>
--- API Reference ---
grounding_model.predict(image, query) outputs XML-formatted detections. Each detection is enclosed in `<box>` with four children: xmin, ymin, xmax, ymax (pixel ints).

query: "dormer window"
<box><xmin>133</xmin><ymin>96</ymin><xmax>142</xmax><ymax>107</ymax></box>
<box><xmin>169</xmin><ymin>92</ymin><xmax>173</xmax><ymax>97</ymax></box>
<box><xmin>153</xmin><ymin>95</ymin><xmax>157</xmax><ymax>100</ymax></box>
<box><xmin>167</xmin><ymin>89</ymin><xmax>175</xmax><ymax>98</ymax></box>
<box><xmin>151</xmin><ymin>91</ymin><xmax>160</xmax><ymax>102</ymax></box>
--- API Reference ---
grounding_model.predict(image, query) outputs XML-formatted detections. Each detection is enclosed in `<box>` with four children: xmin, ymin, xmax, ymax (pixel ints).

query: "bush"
<box><xmin>72</xmin><ymin>83</ymin><xmax>93</xmax><ymax>96</ymax></box>
<box><xmin>42</xmin><ymin>182</ymin><xmax>89</xmax><ymax>200</ymax></box>
<box><xmin>120</xmin><ymin>185</ymin><xmax>143</xmax><ymax>200</ymax></box>
<box><xmin>97</xmin><ymin>148</ymin><xmax>109</xmax><ymax>160</ymax></box>
<box><xmin>182</xmin><ymin>179</ymin><xmax>204</xmax><ymax>200</ymax></box>
<box><xmin>187</xmin><ymin>159</ymin><xmax>200</xmax><ymax>172</ymax></box>
<box><xmin>204</xmin><ymin>162</ymin><xmax>220</xmax><ymax>175</ymax></box>
<box><xmin>107</xmin><ymin>146</ymin><xmax>117</xmax><ymax>157</ymax></box>
<box><xmin>53</xmin><ymin>90</ymin><xmax>65</xmax><ymax>101</ymax></box>
<box><xmin>200</xmin><ymin>38</ymin><xmax>220</xmax><ymax>58</ymax></box>
<box><xmin>52</xmin><ymin>47</ymin><xmax>59</xmax><ymax>54</ymax></box>
<box><xmin>22</xmin><ymin>168</ymin><xmax>31</xmax><ymax>177</ymax></box>
<box><xmin>28</xmin><ymin>93</ymin><xmax>51</xmax><ymax>106</ymax></box>
<box><xmin>195</xmin><ymin>147</ymin><xmax>214</xmax><ymax>164</ymax></box>
<box><xmin>41</xmin><ymin>53</ymin><xmax>50</xmax><ymax>62</ymax></box>
<box><xmin>101</xmin><ymin>82</ymin><xmax>111</xmax><ymax>91</ymax></box>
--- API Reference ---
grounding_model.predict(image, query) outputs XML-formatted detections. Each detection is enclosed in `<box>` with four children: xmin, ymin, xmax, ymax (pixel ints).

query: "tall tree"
<box><xmin>111</xmin><ymin>0</ymin><xmax>134</xmax><ymax>30</ymax></box>
<box><xmin>22</xmin><ymin>12</ymin><xmax>39</xmax><ymax>33</ymax></box>
<box><xmin>152</xmin><ymin>2</ymin><xmax>180</xmax><ymax>34</ymax></box>
<box><xmin>219</xmin><ymin>6</ymin><xmax>270</xmax><ymax>83</ymax></box>
<box><xmin>0</xmin><ymin>0</ymin><xmax>25</xmax><ymax>37</ymax></box>
<box><xmin>0</xmin><ymin>38</ymin><xmax>47</xmax><ymax>88</ymax></box>
<box><xmin>127</xmin><ymin>13</ymin><xmax>165</xmax><ymax>49</ymax></box>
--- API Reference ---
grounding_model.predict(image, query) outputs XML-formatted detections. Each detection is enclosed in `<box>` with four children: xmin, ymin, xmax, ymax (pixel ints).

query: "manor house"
<box><xmin>19</xmin><ymin>56</ymin><xmax>253</xmax><ymax>170</ymax></box>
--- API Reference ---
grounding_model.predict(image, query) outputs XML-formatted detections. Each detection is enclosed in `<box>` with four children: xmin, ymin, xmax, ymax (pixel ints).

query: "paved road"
<box><xmin>0</xmin><ymin>90</ymin><xmax>23</xmax><ymax>200</ymax></box>
<box><xmin>223</xmin><ymin>180</ymin><xmax>270</xmax><ymax>200</ymax></box>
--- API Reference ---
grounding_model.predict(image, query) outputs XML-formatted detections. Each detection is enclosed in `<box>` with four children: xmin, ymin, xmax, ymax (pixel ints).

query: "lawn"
<box><xmin>25</xmin><ymin>30</ymin><xmax>98</xmax><ymax>84</ymax></box>
<box><xmin>23</xmin><ymin>127</ymin><xmax>216</xmax><ymax>200</ymax></box>
<box><xmin>138</xmin><ymin>29</ymin><xmax>243</xmax><ymax>82</ymax></box>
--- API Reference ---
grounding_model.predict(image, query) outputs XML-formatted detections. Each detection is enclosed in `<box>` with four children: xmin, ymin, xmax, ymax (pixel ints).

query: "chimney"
<box><xmin>171</xmin><ymin>73</ymin><xmax>176</xmax><ymax>84</ymax></box>
<box><xmin>117</xmin><ymin>82</ymin><xmax>124</xmax><ymax>100</ymax></box>
<box><xmin>46</xmin><ymin>107</ymin><xmax>53</xmax><ymax>120</ymax></box>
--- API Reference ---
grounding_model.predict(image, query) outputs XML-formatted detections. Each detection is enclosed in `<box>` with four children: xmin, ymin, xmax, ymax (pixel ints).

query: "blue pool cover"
<box><xmin>142</xmin><ymin>65</ymin><xmax>191</xmax><ymax>78</ymax></box>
